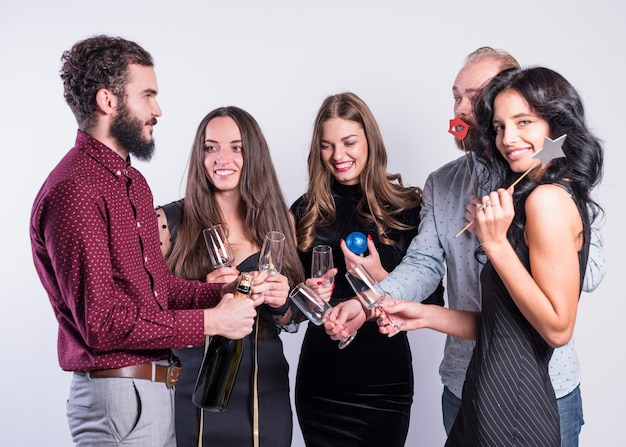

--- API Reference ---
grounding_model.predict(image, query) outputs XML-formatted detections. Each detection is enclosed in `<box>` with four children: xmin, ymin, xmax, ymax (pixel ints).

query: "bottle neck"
<box><xmin>234</xmin><ymin>272</ymin><xmax>252</xmax><ymax>298</ymax></box>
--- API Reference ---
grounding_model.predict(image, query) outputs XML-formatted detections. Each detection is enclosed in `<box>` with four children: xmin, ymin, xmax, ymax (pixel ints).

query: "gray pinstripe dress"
<box><xmin>446</xmin><ymin>182</ymin><xmax>589</xmax><ymax>447</ymax></box>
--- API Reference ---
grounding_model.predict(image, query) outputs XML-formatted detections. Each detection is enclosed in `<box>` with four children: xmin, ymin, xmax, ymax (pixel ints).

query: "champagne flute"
<box><xmin>289</xmin><ymin>282</ymin><xmax>356</xmax><ymax>349</ymax></box>
<box><xmin>258</xmin><ymin>231</ymin><xmax>285</xmax><ymax>275</ymax></box>
<box><xmin>311</xmin><ymin>245</ymin><xmax>335</xmax><ymax>288</ymax></box>
<box><xmin>345</xmin><ymin>264</ymin><xmax>406</xmax><ymax>336</ymax></box>
<box><xmin>203</xmin><ymin>224</ymin><xmax>235</xmax><ymax>269</ymax></box>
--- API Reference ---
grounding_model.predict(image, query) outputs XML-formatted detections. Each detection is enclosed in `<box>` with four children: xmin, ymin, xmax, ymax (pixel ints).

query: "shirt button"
<box><xmin>145</xmin><ymin>257</ymin><xmax>148</xmax><ymax>263</ymax></box>
<box><xmin>137</xmin><ymin>221</ymin><xmax>141</xmax><ymax>228</ymax></box>
<box><xmin>154</xmin><ymin>291</ymin><xmax>158</xmax><ymax>297</ymax></box>
<box><xmin>116</xmin><ymin>170</ymin><xmax>122</xmax><ymax>176</ymax></box>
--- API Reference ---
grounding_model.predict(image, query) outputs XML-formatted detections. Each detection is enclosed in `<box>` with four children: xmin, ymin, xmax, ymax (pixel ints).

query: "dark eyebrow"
<box><xmin>492</xmin><ymin>112</ymin><xmax>535</xmax><ymax>125</ymax></box>
<box><xmin>453</xmin><ymin>86</ymin><xmax>479</xmax><ymax>94</ymax></box>
<box><xmin>320</xmin><ymin>134</ymin><xmax>359</xmax><ymax>146</ymax></box>
<box><xmin>337</xmin><ymin>134</ymin><xmax>360</xmax><ymax>143</ymax></box>
<box><xmin>204</xmin><ymin>139</ymin><xmax>243</xmax><ymax>145</ymax></box>
<box><xmin>512</xmin><ymin>112</ymin><xmax>535</xmax><ymax>119</ymax></box>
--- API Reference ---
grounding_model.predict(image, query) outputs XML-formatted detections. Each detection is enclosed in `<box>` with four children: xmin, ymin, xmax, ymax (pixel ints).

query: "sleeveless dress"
<box><xmin>158</xmin><ymin>201</ymin><xmax>293</xmax><ymax>447</ymax></box>
<box><xmin>291</xmin><ymin>181</ymin><xmax>444</xmax><ymax>447</ymax></box>
<box><xmin>446</xmin><ymin>182</ymin><xmax>590</xmax><ymax>446</ymax></box>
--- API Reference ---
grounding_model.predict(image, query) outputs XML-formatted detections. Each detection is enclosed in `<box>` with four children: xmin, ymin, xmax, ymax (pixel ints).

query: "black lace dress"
<box><xmin>158</xmin><ymin>201</ymin><xmax>293</xmax><ymax>447</ymax></box>
<box><xmin>291</xmin><ymin>181</ymin><xmax>444</xmax><ymax>447</ymax></box>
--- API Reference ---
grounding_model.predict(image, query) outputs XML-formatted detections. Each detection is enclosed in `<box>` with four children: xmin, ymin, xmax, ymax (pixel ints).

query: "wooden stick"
<box><xmin>454</xmin><ymin>161</ymin><xmax>541</xmax><ymax>238</ymax></box>
<box><xmin>454</xmin><ymin>220</ymin><xmax>473</xmax><ymax>238</ymax></box>
<box><xmin>508</xmin><ymin>160</ymin><xmax>540</xmax><ymax>189</ymax></box>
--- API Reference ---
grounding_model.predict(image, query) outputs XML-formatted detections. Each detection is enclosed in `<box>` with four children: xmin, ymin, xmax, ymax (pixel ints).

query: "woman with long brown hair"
<box><xmin>291</xmin><ymin>92</ymin><xmax>443</xmax><ymax>446</ymax></box>
<box><xmin>157</xmin><ymin>106</ymin><xmax>304</xmax><ymax>446</ymax></box>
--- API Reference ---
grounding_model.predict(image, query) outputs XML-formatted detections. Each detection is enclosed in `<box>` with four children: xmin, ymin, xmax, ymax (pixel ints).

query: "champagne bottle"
<box><xmin>192</xmin><ymin>272</ymin><xmax>252</xmax><ymax>411</ymax></box>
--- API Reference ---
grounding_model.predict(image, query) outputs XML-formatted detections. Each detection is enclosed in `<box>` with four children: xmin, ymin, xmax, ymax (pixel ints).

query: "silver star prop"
<box><xmin>455</xmin><ymin>134</ymin><xmax>568</xmax><ymax>238</ymax></box>
<box><xmin>509</xmin><ymin>134</ymin><xmax>567</xmax><ymax>188</ymax></box>
<box><xmin>532</xmin><ymin>134</ymin><xmax>567</xmax><ymax>168</ymax></box>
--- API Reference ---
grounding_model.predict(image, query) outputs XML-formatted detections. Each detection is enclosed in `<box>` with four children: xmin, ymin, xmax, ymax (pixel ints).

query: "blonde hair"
<box><xmin>464</xmin><ymin>46</ymin><xmax>520</xmax><ymax>71</ymax></box>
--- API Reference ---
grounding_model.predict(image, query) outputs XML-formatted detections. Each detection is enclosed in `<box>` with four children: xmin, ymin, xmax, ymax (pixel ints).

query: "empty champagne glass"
<box><xmin>345</xmin><ymin>264</ymin><xmax>406</xmax><ymax>336</ymax></box>
<box><xmin>289</xmin><ymin>282</ymin><xmax>356</xmax><ymax>349</ymax></box>
<box><xmin>203</xmin><ymin>224</ymin><xmax>235</xmax><ymax>269</ymax></box>
<box><xmin>258</xmin><ymin>231</ymin><xmax>285</xmax><ymax>275</ymax></box>
<box><xmin>311</xmin><ymin>245</ymin><xmax>335</xmax><ymax>288</ymax></box>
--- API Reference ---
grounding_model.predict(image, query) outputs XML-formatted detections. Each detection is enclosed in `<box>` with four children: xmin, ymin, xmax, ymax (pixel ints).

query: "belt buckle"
<box><xmin>166</xmin><ymin>358</ymin><xmax>182</xmax><ymax>389</ymax></box>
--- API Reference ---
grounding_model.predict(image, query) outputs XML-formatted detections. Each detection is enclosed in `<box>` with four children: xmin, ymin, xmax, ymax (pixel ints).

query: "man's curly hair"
<box><xmin>60</xmin><ymin>35</ymin><xmax>153</xmax><ymax>130</ymax></box>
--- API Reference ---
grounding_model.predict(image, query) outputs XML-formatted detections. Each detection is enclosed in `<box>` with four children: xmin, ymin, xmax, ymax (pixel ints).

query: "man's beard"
<box><xmin>110</xmin><ymin>104</ymin><xmax>156</xmax><ymax>161</ymax></box>
<box><xmin>454</xmin><ymin>123</ymin><xmax>479</xmax><ymax>153</ymax></box>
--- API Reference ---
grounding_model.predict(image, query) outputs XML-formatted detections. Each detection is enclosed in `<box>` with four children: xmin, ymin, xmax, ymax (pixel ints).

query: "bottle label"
<box><xmin>234</xmin><ymin>272</ymin><xmax>252</xmax><ymax>298</ymax></box>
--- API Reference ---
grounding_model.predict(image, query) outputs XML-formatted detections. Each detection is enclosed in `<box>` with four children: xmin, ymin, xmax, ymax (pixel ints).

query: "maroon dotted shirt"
<box><xmin>31</xmin><ymin>130</ymin><xmax>221</xmax><ymax>372</ymax></box>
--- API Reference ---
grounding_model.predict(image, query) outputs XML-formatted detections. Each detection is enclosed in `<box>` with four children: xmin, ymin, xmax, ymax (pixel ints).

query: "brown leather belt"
<box><xmin>87</xmin><ymin>360</ymin><xmax>182</xmax><ymax>389</ymax></box>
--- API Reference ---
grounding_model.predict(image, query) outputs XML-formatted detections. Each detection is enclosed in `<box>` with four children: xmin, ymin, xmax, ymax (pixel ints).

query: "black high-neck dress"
<box><xmin>291</xmin><ymin>181</ymin><xmax>444</xmax><ymax>447</ymax></box>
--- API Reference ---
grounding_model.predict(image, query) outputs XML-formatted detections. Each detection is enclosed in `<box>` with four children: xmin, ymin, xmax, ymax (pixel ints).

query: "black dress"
<box><xmin>291</xmin><ymin>181</ymin><xmax>444</xmax><ymax>447</ymax></box>
<box><xmin>159</xmin><ymin>202</ymin><xmax>293</xmax><ymax>447</ymax></box>
<box><xmin>446</xmin><ymin>182</ymin><xmax>590</xmax><ymax>447</ymax></box>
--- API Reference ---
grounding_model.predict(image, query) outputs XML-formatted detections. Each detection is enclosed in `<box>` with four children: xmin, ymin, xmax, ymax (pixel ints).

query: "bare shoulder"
<box><xmin>525</xmin><ymin>183</ymin><xmax>582</xmax><ymax>245</ymax></box>
<box><xmin>525</xmin><ymin>183</ymin><xmax>576</xmax><ymax>215</ymax></box>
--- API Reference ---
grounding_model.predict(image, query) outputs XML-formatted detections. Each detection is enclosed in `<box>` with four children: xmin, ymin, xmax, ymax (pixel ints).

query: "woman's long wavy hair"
<box><xmin>296</xmin><ymin>92</ymin><xmax>422</xmax><ymax>251</ymax></box>
<box><xmin>474</xmin><ymin>67</ymin><xmax>604</xmax><ymax>270</ymax></box>
<box><xmin>167</xmin><ymin>106</ymin><xmax>304</xmax><ymax>288</ymax></box>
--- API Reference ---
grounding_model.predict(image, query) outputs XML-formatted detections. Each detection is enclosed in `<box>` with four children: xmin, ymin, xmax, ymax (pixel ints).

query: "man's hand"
<box><xmin>203</xmin><ymin>293</ymin><xmax>257</xmax><ymax>339</ymax></box>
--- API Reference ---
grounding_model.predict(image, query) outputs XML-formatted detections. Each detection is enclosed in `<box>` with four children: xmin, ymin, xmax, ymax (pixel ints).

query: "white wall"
<box><xmin>1</xmin><ymin>1</ymin><xmax>622</xmax><ymax>445</ymax></box>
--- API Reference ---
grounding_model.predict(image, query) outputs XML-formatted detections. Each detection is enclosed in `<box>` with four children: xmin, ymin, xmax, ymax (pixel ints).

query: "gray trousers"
<box><xmin>68</xmin><ymin>372</ymin><xmax>176</xmax><ymax>446</ymax></box>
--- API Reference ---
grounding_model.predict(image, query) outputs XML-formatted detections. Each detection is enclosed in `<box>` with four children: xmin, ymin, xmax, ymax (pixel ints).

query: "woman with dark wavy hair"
<box><xmin>380</xmin><ymin>67</ymin><xmax>603</xmax><ymax>446</ymax></box>
<box><xmin>156</xmin><ymin>106</ymin><xmax>304</xmax><ymax>447</ymax></box>
<box><xmin>291</xmin><ymin>92</ymin><xmax>444</xmax><ymax>446</ymax></box>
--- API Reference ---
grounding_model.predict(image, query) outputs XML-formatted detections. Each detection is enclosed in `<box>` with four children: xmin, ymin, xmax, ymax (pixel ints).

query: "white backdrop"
<box><xmin>1</xmin><ymin>1</ymin><xmax>622</xmax><ymax>445</ymax></box>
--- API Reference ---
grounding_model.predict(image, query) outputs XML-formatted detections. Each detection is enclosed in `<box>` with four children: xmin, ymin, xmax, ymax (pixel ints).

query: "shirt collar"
<box><xmin>75</xmin><ymin>129</ymin><xmax>132</xmax><ymax>178</ymax></box>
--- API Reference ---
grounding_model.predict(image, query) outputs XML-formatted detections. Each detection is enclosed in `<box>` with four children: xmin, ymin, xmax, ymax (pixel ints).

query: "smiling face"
<box><xmin>203</xmin><ymin>116</ymin><xmax>244</xmax><ymax>193</ymax></box>
<box><xmin>492</xmin><ymin>89</ymin><xmax>551</xmax><ymax>173</ymax></box>
<box><xmin>320</xmin><ymin>117</ymin><xmax>368</xmax><ymax>185</ymax></box>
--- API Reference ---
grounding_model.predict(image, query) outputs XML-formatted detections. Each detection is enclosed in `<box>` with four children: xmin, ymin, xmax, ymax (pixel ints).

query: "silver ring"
<box><xmin>478</xmin><ymin>198</ymin><xmax>491</xmax><ymax>210</ymax></box>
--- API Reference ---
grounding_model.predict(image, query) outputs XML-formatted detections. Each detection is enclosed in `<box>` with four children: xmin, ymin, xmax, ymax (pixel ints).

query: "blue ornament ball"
<box><xmin>345</xmin><ymin>232</ymin><xmax>367</xmax><ymax>255</ymax></box>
